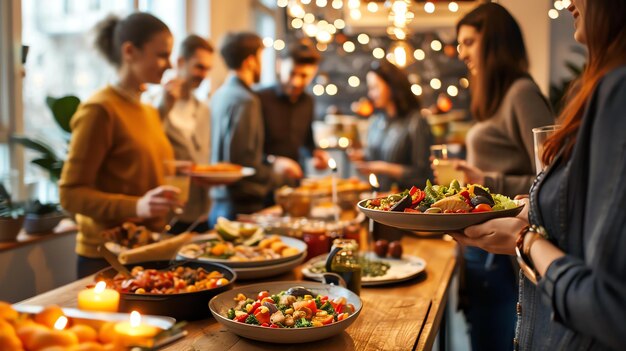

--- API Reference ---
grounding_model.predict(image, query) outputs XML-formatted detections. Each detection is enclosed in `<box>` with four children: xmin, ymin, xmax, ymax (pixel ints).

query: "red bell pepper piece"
<box><xmin>404</xmin><ymin>208</ymin><xmax>421</xmax><ymax>213</ymax></box>
<box><xmin>234</xmin><ymin>313</ymin><xmax>249</xmax><ymax>323</ymax></box>
<box><xmin>254</xmin><ymin>307</ymin><xmax>271</xmax><ymax>325</ymax></box>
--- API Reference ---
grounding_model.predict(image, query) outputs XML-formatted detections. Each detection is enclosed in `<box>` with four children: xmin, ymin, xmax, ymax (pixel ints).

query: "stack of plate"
<box><xmin>177</xmin><ymin>235</ymin><xmax>307</xmax><ymax>280</ymax></box>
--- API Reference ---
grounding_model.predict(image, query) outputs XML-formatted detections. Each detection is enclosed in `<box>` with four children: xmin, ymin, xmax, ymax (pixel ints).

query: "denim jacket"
<box><xmin>516</xmin><ymin>66</ymin><xmax>626</xmax><ymax>350</ymax></box>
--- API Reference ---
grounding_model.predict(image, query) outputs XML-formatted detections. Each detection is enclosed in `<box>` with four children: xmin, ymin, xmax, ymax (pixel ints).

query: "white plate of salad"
<box><xmin>358</xmin><ymin>180</ymin><xmax>524</xmax><ymax>232</ymax></box>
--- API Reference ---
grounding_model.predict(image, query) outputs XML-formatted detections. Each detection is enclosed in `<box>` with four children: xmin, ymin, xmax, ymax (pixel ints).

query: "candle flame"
<box><xmin>328</xmin><ymin>158</ymin><xmax>337</xmax><ymax>170</ymax></box>
<box><xmin>54</xmin><ymin>316</ymin><xmax>68</xmax><ymax>330</ymax></box>
<box><xmin>94</xmin><ymin>281</ymin><xmax>107</xmax><ymax>294</ymax></box>
<box><xmin>130</xmin><ymin>311</ymin><xmax>141</xmax><ymax>328</ymax></box>
<box><xmin>369</xmin><ymin>173</ymin><xmax>379</xmax><ymax>188</ymax></box>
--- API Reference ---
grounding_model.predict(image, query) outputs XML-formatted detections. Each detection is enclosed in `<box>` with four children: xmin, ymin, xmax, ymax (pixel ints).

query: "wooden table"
<box><xmin>19</xmin><ymin>234</ymin><xmax>457</xmax><ymax>351</ymax></box>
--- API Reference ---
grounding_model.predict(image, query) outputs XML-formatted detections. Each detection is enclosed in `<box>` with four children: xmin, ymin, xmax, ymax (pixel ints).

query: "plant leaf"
<box><xmin>46</xmin><ymin>95</ymin><xmax>80</xmax><ymax>133</ymax></box>
<box><xmin>11</xmin><ymin>135</ymin><xmax>58</xmax><ymax>159</ymax></box>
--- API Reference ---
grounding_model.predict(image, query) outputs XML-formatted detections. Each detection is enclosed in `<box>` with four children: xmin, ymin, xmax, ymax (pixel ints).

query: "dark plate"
<box><xmin>95</xmin><ymin>260</ymin><xmax>236</xmax><ymax>321</ymax></box>
<box><xmin>358</xmin><ymin>199</ymin><xmax>525</xmax><ymax>232</ymax></box>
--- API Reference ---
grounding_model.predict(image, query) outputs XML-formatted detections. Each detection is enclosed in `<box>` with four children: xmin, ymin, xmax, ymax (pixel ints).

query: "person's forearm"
<box><xmin>528</xmin><ymin>237</ymin><xmax>565</xmax><ymax>277</ymax></box>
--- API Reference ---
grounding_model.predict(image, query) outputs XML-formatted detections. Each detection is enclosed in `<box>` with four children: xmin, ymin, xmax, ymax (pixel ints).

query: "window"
<box><xmin>254</xmin><ymin>0</ymin><xmax>282</xmax><ymax>86</ymax></box>
<box><xmin>19</xmin><ymin>0</ymin><xmax>188</xmax><ymax>201</ymax></box>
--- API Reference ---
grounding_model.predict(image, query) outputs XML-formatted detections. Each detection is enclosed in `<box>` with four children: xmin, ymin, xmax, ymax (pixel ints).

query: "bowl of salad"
<box><xmin>209</xmin><ymin>281</ymin><xmax>362</xmax><ymax>343</ymax></box>
<box><xmin>358</xmin><ymin>180</ymin><xmax>525</xmax><ymax>232</ymax></box>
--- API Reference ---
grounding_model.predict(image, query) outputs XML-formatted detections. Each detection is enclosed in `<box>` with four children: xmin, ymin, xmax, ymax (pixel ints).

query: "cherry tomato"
<box><xmin>257</xmin><ymin>291</ymin><xmax>270</xmax><ymax>300</ymax></box>
<box><xmin>473</xmin><ymin>204</ymin><xmax>492</xmax><ymax>212</ymax></box>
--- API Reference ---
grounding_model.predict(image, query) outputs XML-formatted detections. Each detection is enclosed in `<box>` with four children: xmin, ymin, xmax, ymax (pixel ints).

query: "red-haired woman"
<box><xmin>453</xmin><ymin>0</ymin><xmax>626</xmax><ymax>349</ymax></box>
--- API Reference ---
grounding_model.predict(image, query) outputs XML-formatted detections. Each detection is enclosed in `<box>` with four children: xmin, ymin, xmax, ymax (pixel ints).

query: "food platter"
<box><xmin>232</xmin><ymin>252</ymin><xmax>307</xmax><ymax>279</ymax></box>
<box><xmin>189</xmin><ymin>167</ymin><xmax>255</xmax><ymax>182</ymax></box>
<box><xmin>95</xmin><ymin>260</ymin><xmax>236</xmax><ymax>320</ymax></box>
<box><xmin>358</xmin><ymin>199</ymin><xmax>525</xmax><ymax>232</ymax></box>
<box><xmin>301</xmin><ymin>253</ymin><xmax>427</xmax><ymax>286</ymax></box>
<box><xmin>209</xmin><ymin>281</ymin><xmax>362</xmax><ymax>343</ymax></box>
<box><xmin>177</xmin><ymin>234</ymin><xmax>308</xmax><ymax>268</ymax></box>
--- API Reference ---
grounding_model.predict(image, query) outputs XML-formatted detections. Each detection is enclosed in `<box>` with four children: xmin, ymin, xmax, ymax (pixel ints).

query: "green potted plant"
<box><xmin>0</xmin><ymin>184</ymin><xmax>25</xmax><ymax>242</ymax></box>
<box><xmin>10</xmin><ymin>95</ymin><xmax>79</xmax><ymax>232</ymax></box>
<box><xmin>11</xmin><ymin>95</ymin><xmax>79</xmax><ymax>181</ymax></box>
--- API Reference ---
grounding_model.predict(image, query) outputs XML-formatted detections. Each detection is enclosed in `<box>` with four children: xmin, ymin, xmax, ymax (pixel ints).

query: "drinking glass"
<box><xmin>533</xmin><ymin>125</ymin><xmax>559</xmax><ymax>174</ymax></box>
<box><xmin>163</xmin><ymin>160</ymin><xmax>192</xmax><ymax>214</ymax></box>
<box><xmin>430</xmin><ymin>144</ymin><xmax>465</xmax><ymax>186</ymax></box>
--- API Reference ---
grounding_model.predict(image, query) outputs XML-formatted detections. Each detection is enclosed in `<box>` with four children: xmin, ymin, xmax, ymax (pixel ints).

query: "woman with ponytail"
<box><xmin>452</xmin><ymin>0</ymin><xmax>626</xmax><ymax>349</ymax></box>
<box><xmin>59</xmin><ymin>13</ymin><xmax>179</xmax><ymax>277</ymax></box>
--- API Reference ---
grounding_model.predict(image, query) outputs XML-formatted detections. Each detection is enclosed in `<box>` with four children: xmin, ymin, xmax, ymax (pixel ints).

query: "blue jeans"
<box><xmin>208</xmin><ymin>200</ymin><xmax>236</xmax><ymax>228</ymax></box>
<box><xmin>77</xmin><ymin>255</ymin><xmax>110</xmax><ymax>278</ymax></box>
<box><xmin>462</xmin><ymin>247</ymin><xmax>517</xmax><ymax>351</ymax></box>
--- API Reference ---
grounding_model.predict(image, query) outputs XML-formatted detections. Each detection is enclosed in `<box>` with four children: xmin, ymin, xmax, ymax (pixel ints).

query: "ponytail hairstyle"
<box><xmin>457</xmin><ymin>3</ymin><xmax>529</xmax><ymax>121</ymax></box>
<box><xmin>542</xmin><ymin>0</ymin><xmax>626</xmax><ymax>164</ymax></box>
<box><xmin>94</xmin><ymin>12</ymin><xmax>170</xmax><ymax>67</ymax></box>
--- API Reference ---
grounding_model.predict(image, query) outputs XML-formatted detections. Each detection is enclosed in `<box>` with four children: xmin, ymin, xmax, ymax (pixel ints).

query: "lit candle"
<box><xmin>328</xmin><ymin>158</ymin><xmax>339</xmax><ymax>222</ymax></box>
<box><xmin>114</xmin><ymin>311</ymin><xmax>159</xmax><ymax>348</ymax></box>
<box><xmin>368</xmin><ymin>173</ymin><xmax>380</xmax><ymax>254</ymax></box>
<box><xmin>54</xmin><ymin>316</ymin><xmax>69</xmax><ymax>330</ymax></box>
<box><xmin>77</xmin><ymin>281</ymin><xmax>120</xmax><ymax>312</ymax></box>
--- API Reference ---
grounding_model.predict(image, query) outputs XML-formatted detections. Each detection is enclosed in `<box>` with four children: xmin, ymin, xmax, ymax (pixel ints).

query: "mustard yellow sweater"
<box><xmin>59</xmin><ymin>86</ymin><xmax>174</xmax><ymax>258</ymax></box>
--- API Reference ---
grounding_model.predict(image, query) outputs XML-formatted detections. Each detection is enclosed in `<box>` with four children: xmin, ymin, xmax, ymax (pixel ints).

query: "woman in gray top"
<box><xmin>452</xmin><ymin>4</ymin><xmax>554</xmax><ymax>351</ymax></box>
<box><xmin>350</xmin><ymin>59</ymin><xmax>433</xmax><ymax>191</ymax></box>
<box><xmin>454</xmin><ymin>1</ymin><xmax>626</xmax><ymax>349</ymax></box>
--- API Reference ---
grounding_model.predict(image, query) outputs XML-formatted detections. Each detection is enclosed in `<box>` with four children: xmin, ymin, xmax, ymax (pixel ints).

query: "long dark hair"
<box><xmin>457</xmin><ymin>3</ymin><xmax>529</xmax><ymax>121</ymax></box>
<box><xmin>94</xmin><ymin>12</ymin><xmax>170</xmax><ymax>67</ymax></box>
<box><xmin>369</xmin><ymin>59</ymin><xmax>421</xmax><ymax>117</ymax></box>
<box><xmin>543</xmin><ymin>0</ymin><xmax>626</xmax><ymax>164</ymax></box>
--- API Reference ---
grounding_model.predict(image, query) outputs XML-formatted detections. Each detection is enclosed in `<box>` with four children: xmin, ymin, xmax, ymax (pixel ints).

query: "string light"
<box><xmin>411</xmin><ymin>84</ymin><xmax>423</xmax><ymax>96</ymax></box>
<box><xmin>350</xmin><ymin>9</ymin><xmax>362</xmax><ymax>19</ymax></box>
<box><xmin>367</xmin><ymin>2</ymin><xmax>378</xmax><ymax>12</ymax></box>
<box><xmin>316</xmin><ymin>0</ymin><xmax>328</xmax><ymax>7</ymax></box>
<box><xmin>302</xmin><ymin>0</ymin><xmax>312</xmax><ymax>4</ymax></box>
<box><xmin>554</xmin><ymin>1</ymin><xmax>564</xmax><ymax>10</ymax></box>
<box><xmin>431</xmin><ymin>40</ymin><xmax>442</xmax><ymax>51</ymax></box>
<box><xmin>430</xmin><ymin>78</ymin><xmax>442</xmax><ymax>90</ymax></box>
<box><xmin>548</xmin><ymin>9</ymin><xmax>559</xmax><ymax>19</ymax></box>
<box><xmin>448</xmin><ymin>2</ymin><xmax>459</xmax><ymax>12</ymax></box>
<box><xmin>262</xmin><ymin>37</ymin><xmax>274</xmax><ymax>48</ymax></box>
<box><xmin>273</xmin><ymin>39</ymin><xmax>285</xmax><ymax>51</ymax></box>
<box><xmin>343</xmin><ymin>41</ymin><xmax>356</xmax><ymax>52</ymax></box>
<box><xmin>424</xmin><ymin>2</ymin><xmax>435</xmax><ymax>14</ymax></box>
<box><xmin>288</xmin><ymin>4</ymin><xmax>306</xmax><ymax>18</ymax></box>
<box><xmin>313</xmin><ymin>84</ymin><xmax>325</xmax><ymax>96</ymax></box>
<box><xmin>332</xmin><ymin>0</ymin><xmax>343</xmax><ymax>9</ymax></box>
<box><xmin>334</xmin><ymin>19</ymin><xmax>346</xmax><ymax>29</ymax></box>
<box><xmin>326</xmin><ymin>84</ymin><xmax>338</xmax><ymax>95</ymax></box>
<box><xmin>291</xmin><ymin>18</ymin><xmax>304</xmax><ymax>29</ymax></box>
<box><xmin>358</xmin><ymin>33</ymin><xmax>370</xmax><ymax>44</ymax></box>
<box><xmin>277</xmin><ymin>0</ymin><xmax>288</xmax><ymax>8</ymax></box>
<box><xmin>348</xmin><ymin>76</ymin><xmax>361</xmax><ymax>87</ymax></box>
<box><xmin>304</xmin><ymin>13</ymin><xmax>315</xmax><ymax>24</ymax></box>
<box><xmin>414</xmin><ymin>49</ymin><xmax>425</xmax><ymax>61</ymax></box>
<box><xmin>459</xmin><ymin>78</ymin><xmax>470</xmax><ymax>88</ymax></box>
<box><xmin>447</xmin><ymin>85</ymin><xmax>459</xmax><ymax>97</ymax></box>
<box><xmin>372</xmin><ymin>48</ymin><xmax>385</xmax><ymax>59</ymax></box>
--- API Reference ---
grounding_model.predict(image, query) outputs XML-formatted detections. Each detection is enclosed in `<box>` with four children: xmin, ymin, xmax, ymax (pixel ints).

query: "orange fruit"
<box><xmin>33</xmin><ymin>305</ymin><xmax>65</xmax><ymax>329</ymax></box>
<box><xmin>68</xmin><ymin>324</ymin><xmax>98</xmax><ymax>343</ymax></box>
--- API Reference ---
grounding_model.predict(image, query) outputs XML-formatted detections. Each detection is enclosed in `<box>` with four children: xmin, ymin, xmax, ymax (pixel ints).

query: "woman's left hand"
<box><xmin>451</xmin><ymin>217</ymin><xmax>529</xmax><ymax>255</ymax></box>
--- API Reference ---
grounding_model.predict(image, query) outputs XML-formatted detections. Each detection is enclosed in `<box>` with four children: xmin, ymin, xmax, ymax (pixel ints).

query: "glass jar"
<box><xmin>329</xmin><ymin>239</ymin><xmax>362</xmax><ymax>295</ymax></box>
<box><xmin>302</xmin><ymin>222</ymin><xmax>329</xmax><ymax>261</ymax></box>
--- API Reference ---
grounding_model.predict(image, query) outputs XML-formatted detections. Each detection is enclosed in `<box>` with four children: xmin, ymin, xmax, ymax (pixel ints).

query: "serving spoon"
<box><xmin>98</xmin><ymin>244</ymin><xmax>133</xmax><ymax>278</ymax></box>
